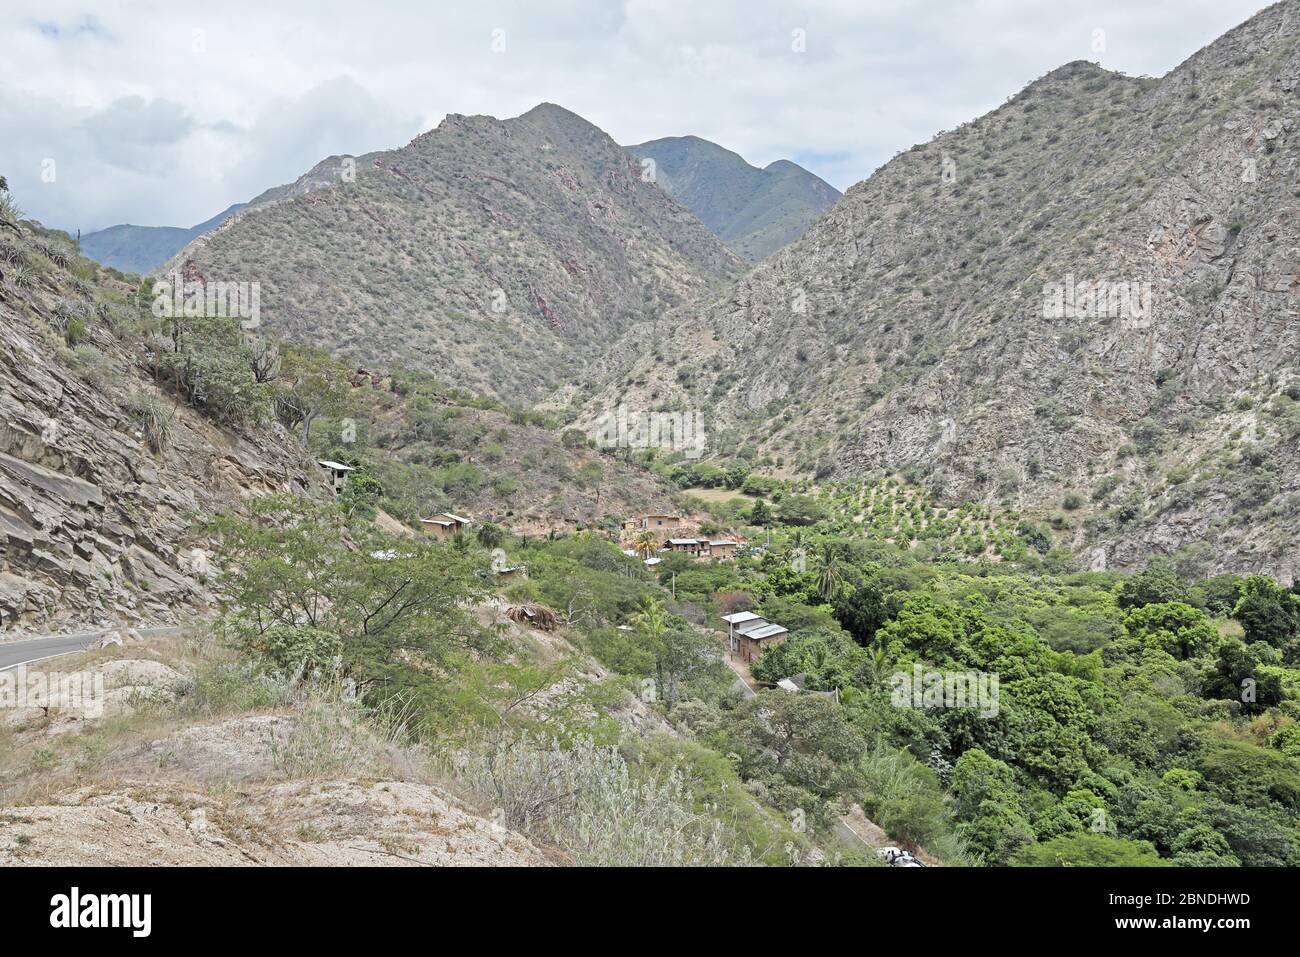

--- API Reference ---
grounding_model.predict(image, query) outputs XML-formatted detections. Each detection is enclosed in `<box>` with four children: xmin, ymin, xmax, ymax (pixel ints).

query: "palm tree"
<box><xmin>633</xmin><ymin>530</ymin><xmax>659</xmax><ymax>560</ymax></box>
<box><xmin>814</xmin><ymin>543</ymin><xmax>843</xmax><ymax>601</ymax></box>
<box><xmin>816</xmin><ymin>557</ymin><xmax>843</xmax><ymax>601</ymax></box>
<box><xmin>866</xmin><ymin>642</ymin><xmax>892</xmax><ymax>689</ymax></box>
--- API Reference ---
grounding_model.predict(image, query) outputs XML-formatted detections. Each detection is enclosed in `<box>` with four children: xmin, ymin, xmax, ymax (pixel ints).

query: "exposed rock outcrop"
<box><xmin>0</xmin><ymin>229</ymin><xmax>322</xmax><ymax>633</ymax></box>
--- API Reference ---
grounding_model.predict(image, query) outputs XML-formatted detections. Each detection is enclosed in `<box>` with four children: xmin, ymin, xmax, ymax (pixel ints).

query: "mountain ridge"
<box><xmin>171</xmin><ymin>104</ymin><xmax>743</xmax><ymax>404</ymax></box>
<box><xmin>582</xmin><ymin>0</ymin><xmax>1300</xmax><ymax>579</ymax></box>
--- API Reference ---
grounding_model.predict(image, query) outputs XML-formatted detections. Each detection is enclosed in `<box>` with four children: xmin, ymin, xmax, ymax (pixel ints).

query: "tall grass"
<box><xmin>454</xmin><ymin>735</ymin><xmax>750</xmax><ymax>866</ymax></box>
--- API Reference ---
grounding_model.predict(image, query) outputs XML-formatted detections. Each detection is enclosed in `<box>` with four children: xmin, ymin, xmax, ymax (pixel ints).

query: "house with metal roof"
<box><xmin>777</xmin><ymin>672</ymin><xmax>842</xmax><ymax>702</ymax></box>
<box><xmin>664</xmin><ymin>538</ymin><xmax>739</xmax><ymax>561</ymax></box>
<box><xmin>665</xmin><ymin>538</ymin><xmax>705</xmax><ymax>557</ymax></box>
<box><xmin>720</xmin><ymin>611</ymin><xmax>789</xmax><ymax>662</ymax></box>
<box><xmin>317</xmin><ymin>460</ymin><xmax>355</xmax><ymax>496</ymax></box>
<box><xmin>707</xmin><ymin>540</ymin><xmax>738</xmax><ymax>560</ymax></box>
<box><xmin>421</xmin><ymin>511</ymin><xmax>472</xmax><ymax>540</ymax></box>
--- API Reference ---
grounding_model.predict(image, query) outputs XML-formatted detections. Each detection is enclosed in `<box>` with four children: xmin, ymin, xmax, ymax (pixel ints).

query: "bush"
<box><xmin>455</xmin><ymin>735</ymin><xmax>748</xmax><ymax>866</ymax></box>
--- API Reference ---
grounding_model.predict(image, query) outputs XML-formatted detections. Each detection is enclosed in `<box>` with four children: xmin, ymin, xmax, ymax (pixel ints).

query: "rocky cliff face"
<box><xmin>174</xmin><ymin>104</ymin><xmax>742</xmax><ymax>405</ymax></box>
<box><xmin>0</xmin><ymin>217</ymin><xmax>320</xmax><ymax>634</ymax></box>
<box><xmin>590</xmin><ymin>1</ymin><xmax>1300</xmax><ymax>578</ymax></box>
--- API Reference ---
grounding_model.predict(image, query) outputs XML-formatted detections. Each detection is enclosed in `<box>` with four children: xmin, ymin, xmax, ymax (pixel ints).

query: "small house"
<box><xmin>665</xmin><ymin>538</ymin><xmax>704</xmax><ymax>557</ymax></box>
<box><xmin>638</xmin><ymin>514</ymin><xmax>682</xmax><ymax>531</ymax></box>
<box><xmin>734</xmin><ymin>621</ymin><xmax>789</xmax><ymax>664</ymax></box>
<box><xmin>720</xmin><ymin>612</ymin><xmax>788</xmax><ymax>663</ymax></box>
<box><xmin>720</xmin><ymin>611</ymin><xmax>765</xmax><ymax>652</ymax></box>
<box><xmin>706</xmin><ymin>540</ymin><xmax>738</xmax><ymax>561</ymax></box>
<box><xmin>318</xmin><ymin>460</ymin><xmax>355</xmax><ymax>497</ymax></box>
<box><xmin>421</xmin><ymin>511</ymin><xmax>472</xmax><ymax>540</ymax></box>
<box><xmin>493</xmin><ymin>563</ymin><xmax>527</xmax><ymax>581</ymax></box>
<box><xmin>777</xmin><ymin>672</ymin><xmax>842</xmax><ymax>703</ymax></box>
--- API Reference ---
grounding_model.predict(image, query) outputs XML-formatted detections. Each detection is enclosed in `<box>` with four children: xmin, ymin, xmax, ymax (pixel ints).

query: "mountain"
<box><xmin>172</xmin><ymin>104</ymin><xmax>743</xmax><ymax>404</ymax></box>
<box><xmin>587</xmin><ymin>0</ymin><xmax>1300</xmax><ymax>579</ymax></box>
<box><xmin>79</xmin><ymin>204</ymin><xmax>246</xmax><ymax>275</ymax></box>
<box><xmin>626</xmin><ymin>136</ymin><xmax>840</xmax><ymax>261</ymax></box>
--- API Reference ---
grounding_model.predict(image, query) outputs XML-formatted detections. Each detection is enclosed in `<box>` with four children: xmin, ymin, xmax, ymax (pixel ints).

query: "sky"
<box><xmin>0</xmin><ymin>0</ymin><xmax>1276</xmax><ymax>234</ymax></box>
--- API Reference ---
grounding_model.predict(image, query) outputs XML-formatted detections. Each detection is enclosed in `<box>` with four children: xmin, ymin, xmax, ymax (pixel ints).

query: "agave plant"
<box><xmin>0</xmin><ymin>192</ymin><xmax>22</xmax><ymax>234</ymax></box>
<box><xmin>35</xmin><ymin>240</ymin><xmax>71</xmax><ymax>269</ymax></box>
<box><xmin>7</xmin><ymin>264</ymin><xmax>35</xmax><ymax>290</ymax></box>
<box><xmin>53</xmin><ymin>298</ymin><xmax>87</xmax><ymax>326</ymax></box>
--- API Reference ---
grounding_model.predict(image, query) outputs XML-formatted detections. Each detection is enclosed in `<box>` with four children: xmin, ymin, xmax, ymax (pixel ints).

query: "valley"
<box><xmin>2</xmin><ymin>0</ymin><xmax>1299</xmax><ymax>880</ymax></box>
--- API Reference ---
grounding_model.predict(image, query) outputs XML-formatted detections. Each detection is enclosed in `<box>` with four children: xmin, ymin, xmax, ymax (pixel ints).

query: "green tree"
<box><xmin>1009</xmin><ymin>833</ymin><xmax>1170</xmax><ymax>867</ymax></box>
<box><xmin>632</xmin><ymin>530</ymin><xmax>659</xmax><ymax>560</ymax></box>
<box><xmin>633</xmin><ymin>598</ymin><xmax>714</xmax><ymax>711</ymax></box>
<box><xmin>730</xmin><ymin>690</ymin><xmax>866</xmax><ymax>803</ymax></box>
<box><xmin>1123</xmin><ymin>601</ymin><xmax>1219</xmax><ymax>659</ymax></box>
<box><xmin>1232</xmin><ymin>576</ymin><xmax>1298</xmax><ymax>648</ymax></box>
<box><xmin>154</xmin><ymin>313</ymin><xmax>269</xmax><ymax>426</ymax></box>
<box><xmin>339</xmin><ymin>466</ymin><xmax>383</xmax><ymax>520</ymax></box>
<box><xmin>833</xmin><ymin>579</ymin><xmax>892</xmax><ymax>646</ymax></box>
<box><xmin>1118</xmin><ymin>560</ymin><xmax>1188</xmax><ymax>610</ymax></box>
<box><xmin>814</xmin><ymin>545</ymin><xmax>845</xmax><ymax>602</ymax></box>
<box><xmin>274</xmin><ymin>345</ymin><xmax>351</xmax><ymax>443</ymax></box>
<box><xmin>1202</xmin><ymin>639</ymin><xmax>1283</xmax><ymax>713</ymax></box>
<box><xmin>476</xmin><ymin>521</ymin><xmax>505</xmax><ymax>549</ymax></box>
<box><xmin>206</xmin><ymin>495</ymin><xmax>496</xmax><ymax>679</ymax></box>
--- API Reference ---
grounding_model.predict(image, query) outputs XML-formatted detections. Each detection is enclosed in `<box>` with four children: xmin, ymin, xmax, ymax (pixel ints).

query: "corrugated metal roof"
<box><xmin>739</xmin><ymin>623</ymin><xmax>788</xmax><ymax>641</ymax></box>
<box><xmin>721</xmin><ymin>612</ymin><xmax>764</xmax><ymax>625</ymax></box>
<box><xmin>318</xmin><ymin>460</ymin><xmax>355</xmax><ymax>472</ymax></box>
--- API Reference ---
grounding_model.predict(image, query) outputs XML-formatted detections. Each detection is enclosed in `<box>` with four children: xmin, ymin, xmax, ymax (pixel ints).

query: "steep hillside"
<box><xmin>591</xmin><ymin>0</ymin><xmax>1300</xmax><ymax>580</ymax></box>
<box><xmin>175</xmin><ymin>104</ymin><xmax>742</xmax><ymax>404</ymax></box>
<box><xmin>627</xmin><ymin>136</ymin><xmax>841</xmax><ymax>261</ymax></box>
<box><xmin>80</xmin><ymin>204</ymin><xmax>246</xmax><ymax>275</ymax></box>
<box><xmin>0</xmin><ymin>189</ymin><xmax>322</xmax><ymax>633</ymax></box>
<box><xmin>294</xmin><ymin>361</ymin><xmax>689</xmax><ymax>535</ymax></box>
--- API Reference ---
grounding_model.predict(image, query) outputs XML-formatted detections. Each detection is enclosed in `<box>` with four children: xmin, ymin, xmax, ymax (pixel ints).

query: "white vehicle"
<box><xmin>876</xmin><ymin>846</ymin><xmax>926</xmax><ymax>868</ymax></box>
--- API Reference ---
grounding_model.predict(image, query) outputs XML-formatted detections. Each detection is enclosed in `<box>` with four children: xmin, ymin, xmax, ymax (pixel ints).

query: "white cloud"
<box><xmin>0</xmin><ymin>0</ymin><xmax>1274</xmax><ymax>232</ymax></box>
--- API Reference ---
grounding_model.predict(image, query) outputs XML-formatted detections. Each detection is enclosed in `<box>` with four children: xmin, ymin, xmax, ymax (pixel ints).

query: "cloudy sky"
<box><xmin>0</xmin><ymin>0</ymin><xmax>1274</xmax><ymax>233</ymax></box>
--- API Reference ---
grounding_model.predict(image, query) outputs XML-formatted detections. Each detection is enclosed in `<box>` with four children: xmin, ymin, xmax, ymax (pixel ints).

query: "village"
<box><xmin>318</xmin><ymin>459</ymin><xmax>800</xmax><ymax>697</ymax></box>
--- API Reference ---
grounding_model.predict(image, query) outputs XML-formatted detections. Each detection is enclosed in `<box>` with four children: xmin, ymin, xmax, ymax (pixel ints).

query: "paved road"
<box><xmin>0</xmin><ymin>627</ymin><xmax>185</xmax><ymax>672</ymax></box>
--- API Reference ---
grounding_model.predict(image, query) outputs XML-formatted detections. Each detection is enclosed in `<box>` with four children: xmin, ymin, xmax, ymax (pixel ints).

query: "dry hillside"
<box><xmin>586</xmin><ymin>0</ymin><xmax>1300</xmax><ymax>579</ymax></box>
<box><xmin>174</xmin><ymin>104</ymin><xmax>743</xmax><ymax>404</ymax></box>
